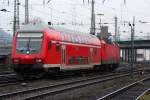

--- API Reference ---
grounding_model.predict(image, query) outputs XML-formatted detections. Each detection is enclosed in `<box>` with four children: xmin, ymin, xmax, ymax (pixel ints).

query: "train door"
<box><xmin>61</xmin><ymin>34</ymin><xmax>66</xmax><ymax>68</ymax></box>
<box><xmin>90</xmin><ymin>48</ymin><xmax>93</xmax><ymax>64</ymax></box>
<box><xmin>61</xmin><ymin>45</ymin><xmax>66</xmax><ymax>67</ymax></box>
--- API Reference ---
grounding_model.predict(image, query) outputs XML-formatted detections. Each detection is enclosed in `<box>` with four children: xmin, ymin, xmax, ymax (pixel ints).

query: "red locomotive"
<box><xmin>11</xmin><ymin>22</ymin><xmax>120</xmax><ymax>78</ymax></box>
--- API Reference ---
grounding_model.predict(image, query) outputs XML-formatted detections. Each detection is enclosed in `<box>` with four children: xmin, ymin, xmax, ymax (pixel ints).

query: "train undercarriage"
<box><xmin>12</xmin><ymin>64</ymin><xmax>46</xmax><ymax>79</ymax></box>
<box><xmin>12</xmin><ymin>63</ymin><xmax>119</xmax><ymax>79</ymax></box>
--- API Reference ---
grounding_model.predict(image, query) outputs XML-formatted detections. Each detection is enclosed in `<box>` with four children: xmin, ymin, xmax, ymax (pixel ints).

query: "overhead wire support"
<box><xmin>83</xmin><ymin>0</ymin><xmax>102</xmax><ymax>35</ymax></box>
<box><xmin>16</xmin><ymin>0</ymin><xmax>20</xmax><ymax>30</ymax></box>
<box><xmin>132</xmin><ymin>16</ymin><xmax>135</xmax><ymax>65</ymax></box>
<box><xmin>115</xmin><ymin>16</ymin><xmax>118</xmax><ymax>42</ymax></box>
<box><xmin>90</xmin><ymin>0</ymin><xmax>96</xmax><ymax>35</ymax></box>
<box><xmin>47</xmin><ymin>0</ymin><xmax>52</xmax><ymax>4</ymax></box>
<box><xmin>13</xmin><ymin>0</ymin><xmax>17</xmax><ymax>36</ymax></box>
<box><xmin>25</xmin><ymin>0</ymin><xmax>29</xmax><ymax>24</ymax></box>
<box><xmin>129</xmin><ymin>16</ymin><xmax>135</xmax><ymax>76</ymax></box>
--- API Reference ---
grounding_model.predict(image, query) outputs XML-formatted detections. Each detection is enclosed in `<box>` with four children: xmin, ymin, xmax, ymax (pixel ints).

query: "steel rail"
<box><xmin>0</xmin><ymin>72</ymin><xmax>133</xmax><ymax>100</ymax></box>
<box><xmin>135</xmin><ymin>88</ymin><xmax>150</xmax><ymax>100</ymax></box>
<box><xmin>0</xmin><ymin>72</ymin><xmax>18</xmax><ymax>86</ymax></box>
<box><xmin>97</xmin><ymin>76</ymin><xmax>150</xmax><ymax>100</ymax></box>
<box><xmin>0</xmin><ymin>71</ymin><xmax>14</xmax><ymax>75</ymax></box>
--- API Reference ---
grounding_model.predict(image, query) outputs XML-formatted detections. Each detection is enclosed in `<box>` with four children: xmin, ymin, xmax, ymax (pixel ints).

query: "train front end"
<box><xmin>11</xmin><ymin>30</ymin><xmax>46</xmax><ymax>78</ymax></box>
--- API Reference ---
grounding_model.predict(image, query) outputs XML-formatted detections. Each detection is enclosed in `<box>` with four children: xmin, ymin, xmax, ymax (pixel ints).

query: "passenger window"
<box><xmin>48</xmin><ymin>41</ymin><xmax>52</xmax><ymax>50</ymax></box>
<box><xmin>94</xmin><ymin>48</ymin><xmax>97</xmax><ymax>55</ymax></box>
<box><xmin>56</xmin><ymin>42</ymin><xmax>60</xmax><ymax>52</ymax></box>
<box><xmin>79</xmin><ymin>37</ymin><xmax>82</xmax><ymax>44</ymax></box>
<box><xmin>75</xmin><ymin>36</ymin><xmax>78</xmax><ymax>43</ymax></box>
<box><xmin>68</xmin><ymin>34</ymin><xmax>71</xmax><ymax>42</ymax></box>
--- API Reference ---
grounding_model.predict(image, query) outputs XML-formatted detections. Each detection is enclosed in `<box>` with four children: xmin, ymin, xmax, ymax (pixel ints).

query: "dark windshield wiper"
<box><xmin>17</xmin><ymin>47</ymin><xmax>27</xmax><ymax>52</ymax></box>
<box><xmin>27</xmin><ymin>37</ymin><xmax>31</xmax><ymax>52</ymax></box>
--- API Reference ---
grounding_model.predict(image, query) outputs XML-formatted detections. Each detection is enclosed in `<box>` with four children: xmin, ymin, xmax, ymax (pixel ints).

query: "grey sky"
<box><xmin>0</xmin><ymin>0</ymin><xmax>150</xmax><ymax>39</ymax></box>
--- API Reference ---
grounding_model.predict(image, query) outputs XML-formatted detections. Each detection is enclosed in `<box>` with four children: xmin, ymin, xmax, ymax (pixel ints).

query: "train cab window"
<box><xmin>48</xmin><ymin>41</ymin><xmax>52</xmax><ymax>50</ymax></box>
<box><xmin>56</xmin><ymin>42</ymin><xmax>60</xmax><ymax>52</ymax></box>
<box><xmin>107</xmin><ymin>35</ymin><xmax>114</xmax><ymax>44</ymax></box>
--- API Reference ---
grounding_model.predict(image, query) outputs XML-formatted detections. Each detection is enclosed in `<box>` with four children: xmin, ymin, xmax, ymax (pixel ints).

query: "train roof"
<box><xmin>48</xmin><ymin>27</ymin><xmax>100</xmax><ymax>46</ymax></box>
<box><xmin>17</xmin><ymin>22</ymin><xmax>46</xmax><ymax>32</ymax></box>
<box><xmin>18</xmin><ymin>22</ymin><xmax>96</xmax><ymax>37</ymax></box>
<box><xmin>17</xmin><ymin>22</ymin><xmax>101</xmax><ymax>46</ymax></box>
<box><xmin>50</xmin><ymin>26</ymin><xmax>97</xmax><ymax>37</ymax></box>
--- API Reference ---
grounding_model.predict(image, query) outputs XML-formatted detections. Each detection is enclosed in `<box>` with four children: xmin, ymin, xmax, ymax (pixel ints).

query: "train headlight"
<box><xmin>13</xmin><ymin>58</ymin><xmax>19</xmax><ymax>63</ymax></box>
<box><xmin>35</xmin><ymin>58</ymin><xmax>42</xmax><ymax>63</ymax></box>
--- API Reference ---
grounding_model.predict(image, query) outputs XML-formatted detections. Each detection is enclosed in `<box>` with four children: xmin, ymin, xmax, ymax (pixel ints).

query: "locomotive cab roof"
<box><xmin>17</xmin><ymin>21</ymin><xmax>47</xmax><ymax>33</ymax></box>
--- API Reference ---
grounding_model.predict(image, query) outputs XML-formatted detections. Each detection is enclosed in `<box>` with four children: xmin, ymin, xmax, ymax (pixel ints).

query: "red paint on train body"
<box><xmin>11</xmin><ymin>22</ymin><xmax>119</xmax><ymax>78</ymax></box>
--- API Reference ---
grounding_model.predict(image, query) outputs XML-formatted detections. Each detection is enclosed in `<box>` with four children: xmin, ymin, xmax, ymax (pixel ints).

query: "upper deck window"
<box><xmin>48</xmin><ymin>41</ymin><xmax>52</xmax><ymax>50</ymax></box>
<box><xmin>56</xmin><ymin>42</ymin><xmax>60</xmax><ymax>52</ymax></box>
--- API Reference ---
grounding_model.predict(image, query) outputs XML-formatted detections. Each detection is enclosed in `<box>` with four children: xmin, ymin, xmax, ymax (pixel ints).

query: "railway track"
<box><xmin>0</xmin><ymin>71</ymin><xmax>140</xmax><ymax>100</ymax></box>
<box><xmin>0</xmin><ymin>71</ymin><xmax>14</xmax><ymax>75</ymax></box>
<box><xmin>0</xmin><ymin>66</ymin><xmax>138</xmax><ymax>86</ymax></box>
<box><xmin>98</xmin><ymin>76</ymin><xmax>150</xmax><ymax>100</ymax></box>
<box><xmin>0</xmin><ymin>64</ymin><xmax>148</xmax><ymax>99</ymax></box>
<box><xmin>0</xmin><ymin>63</ymin><xmax>146</xmax><ymax>86</ymax></box>
<box><xmin>0</xmin><ymin>72</ymin><xmax>18</xmax><ymax>86</ymax></box>
<box><xmin>136</xmin><ymin>88</ymin><xmax>150</xmax><ymax>100</ymax></box>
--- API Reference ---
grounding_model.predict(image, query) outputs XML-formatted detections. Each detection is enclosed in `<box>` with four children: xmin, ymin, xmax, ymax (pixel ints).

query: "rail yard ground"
<box><xmin>0</xmin><ymin>63</ymin><xmax>149</xmax><ymax>100</ymax></box>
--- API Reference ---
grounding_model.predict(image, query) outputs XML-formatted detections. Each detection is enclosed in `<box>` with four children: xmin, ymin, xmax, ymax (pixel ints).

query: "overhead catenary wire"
<box><xmin>1</xmin><ymin>0</ymin><xmax>149</xmax><ymax>20</ymax></box>
<box><xmin>1</xmin><ymin>0</ymin><xmax>150</xmax><ymax>35</ymax></box>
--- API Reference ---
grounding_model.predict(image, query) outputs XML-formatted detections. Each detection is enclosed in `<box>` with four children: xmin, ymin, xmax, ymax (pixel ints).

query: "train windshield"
<box><xmin>16</xmin><ymin>32</ymin><xmax>43</xmax><ymax>54</ymax></box>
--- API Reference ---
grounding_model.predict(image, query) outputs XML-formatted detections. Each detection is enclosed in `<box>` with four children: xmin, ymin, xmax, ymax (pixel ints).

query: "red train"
<box><xmin>11</xmin><ymin>22</ymin><xmax>120</xmax><ymax>78</ymax></box>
